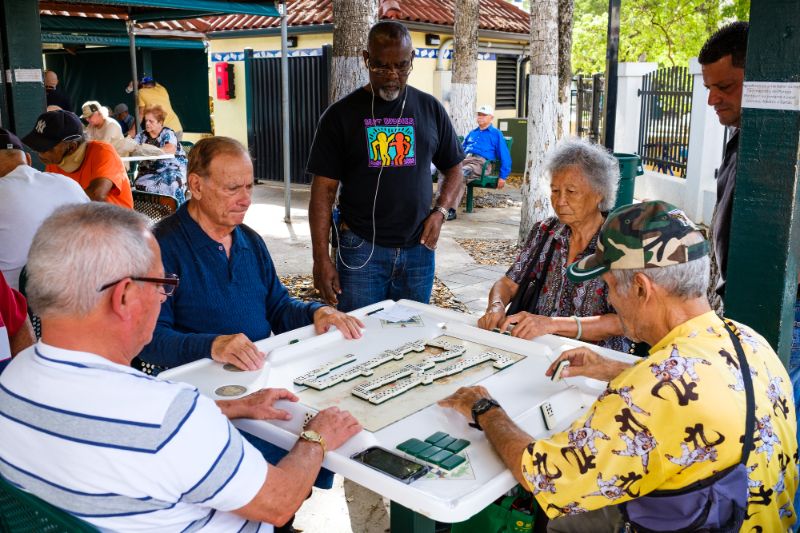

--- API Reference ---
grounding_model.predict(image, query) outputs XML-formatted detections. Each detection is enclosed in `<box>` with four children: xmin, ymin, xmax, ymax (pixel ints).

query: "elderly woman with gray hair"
<box><xmin>478</xmin><ymin>138</ymin><xmax>630</xmax><ymax>353</ymax></box>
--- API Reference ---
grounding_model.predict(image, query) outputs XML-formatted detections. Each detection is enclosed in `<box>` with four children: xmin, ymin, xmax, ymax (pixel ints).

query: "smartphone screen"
<box><xmin>352</xmin><ymin>447</ymin><xmax>429</xmax><ymax>482</ymax></box>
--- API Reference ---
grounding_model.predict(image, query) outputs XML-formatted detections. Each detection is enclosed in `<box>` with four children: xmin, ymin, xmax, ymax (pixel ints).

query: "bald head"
<box><xmin>367</xmin><ymin>21</ymin><xmax>412</xmax><ymax>54</ymax></box>
<box><xmin>44</xmin><ymin>70</ymin><xmax>59</xmax><ymax>89</ymax></box>
<box><xmin>0</xmin><ymin>149</ymin><xmax>28</xmax><ymax>177</ymax></box>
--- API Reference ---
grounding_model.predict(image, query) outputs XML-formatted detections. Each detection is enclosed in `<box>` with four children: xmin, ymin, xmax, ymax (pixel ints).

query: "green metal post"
<box><xmin>725</xmin><ymin>1</ymin><xmax>800</xmax><ymax>367</ymax></box>
<box><xmin>0</xmin><ymin>0</ymin><xmax>45</xmax><ymax>134</ymax></box>
<box><xmin>389</xmin><ymin>501</ymin><xmax>436</xmax><ymax>533</ymax></box>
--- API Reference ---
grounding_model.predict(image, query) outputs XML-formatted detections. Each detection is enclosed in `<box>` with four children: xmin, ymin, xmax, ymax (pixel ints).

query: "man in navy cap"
<box><xmin>22</xmin><ymin>110</ymin><xmax>132</xmax><ymax>209</ymax></box>
<box><xmin>0</xmin><ymin>127</ymin><xmax>88</xmax><ymax>290</ymax></box>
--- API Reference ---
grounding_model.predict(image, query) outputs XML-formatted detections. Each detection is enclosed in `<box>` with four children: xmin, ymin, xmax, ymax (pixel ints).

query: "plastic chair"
<box><xmin>0</xmin><ymin>475</ymin><xmax>98</xmax><ymax>532</ymax></box>
<box><xmin>132</xmin><ymin>190</ymin><xmax>178</xmax><ymax>223</ymax></box>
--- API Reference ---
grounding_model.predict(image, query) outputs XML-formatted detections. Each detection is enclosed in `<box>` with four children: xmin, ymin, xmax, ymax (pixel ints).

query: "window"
<box><xmin>495</xmin><ymin>54</ymin><xmax>517</xmax><ymax>110</ymax></box>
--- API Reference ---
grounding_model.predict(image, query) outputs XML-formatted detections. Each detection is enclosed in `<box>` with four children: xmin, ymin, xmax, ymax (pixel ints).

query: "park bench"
<box><xmin>434</xmin><ymin>136</ymin><xmax>514</xmax><ymax>213</ymax></box>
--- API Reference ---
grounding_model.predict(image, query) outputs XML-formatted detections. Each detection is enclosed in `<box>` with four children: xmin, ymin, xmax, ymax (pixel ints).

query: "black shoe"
<box><xmin>446</xmin><ymin>208</ymin><xmax>457</xmax><ymax>221</ymax></box>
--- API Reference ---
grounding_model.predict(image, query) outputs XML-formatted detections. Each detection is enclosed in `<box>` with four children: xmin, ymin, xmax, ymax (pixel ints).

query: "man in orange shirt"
<box><xmin>22</xmin><ymin>110</ymin><xmax>132</xmax><ymax>209</ymax></box>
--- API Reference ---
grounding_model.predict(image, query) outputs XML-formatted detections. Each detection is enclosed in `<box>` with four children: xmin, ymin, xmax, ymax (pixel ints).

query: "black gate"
<box><xmin>249</xmin><ymin>46</ymin><xmax>330</xmax><ymax>184</ymax></box>
<box><xmin>573</xmin><ymin>73</ymin><xmax>604</xmax><ymax>143</ymax></box>
<box><xmin>637</xmin><ymin>66</ymin><xmax>693</xmax><ymax>177</ymax></box>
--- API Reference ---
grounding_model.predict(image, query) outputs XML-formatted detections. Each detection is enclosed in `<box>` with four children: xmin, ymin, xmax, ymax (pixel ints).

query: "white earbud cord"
<box><xmin>333</xmin><ymin>83</ymin><xmax>406</xmax><ymax>270</ymax></box>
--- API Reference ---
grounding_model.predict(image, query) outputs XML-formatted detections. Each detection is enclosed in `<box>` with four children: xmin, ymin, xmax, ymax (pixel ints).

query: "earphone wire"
<box><xmin>333</xmin><ymin>82</ymin><xmax>406</xmax><ymax>270</ymax></box>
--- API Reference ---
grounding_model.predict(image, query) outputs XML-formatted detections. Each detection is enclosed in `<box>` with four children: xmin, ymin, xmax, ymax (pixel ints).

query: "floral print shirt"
<box><xmin>506</xmin><ymin>216</ymin><xmax>630</xmax><ymax>352</ymax></box>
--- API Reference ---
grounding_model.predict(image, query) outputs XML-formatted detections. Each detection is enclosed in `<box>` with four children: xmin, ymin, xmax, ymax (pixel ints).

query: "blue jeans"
<box><xmin>335</xmin><ymin>229</ymin><xmax>435</xmax><ymax>313</ymax></box>
<box><xmin>791</xmin><ymin>297</ymin><xmax>800</xmax><ymax>531</ymax></box>
<box><xmin>241</xmin><ymin>431</ymin><xmax>334</xmax><ymax>489</ymax></box>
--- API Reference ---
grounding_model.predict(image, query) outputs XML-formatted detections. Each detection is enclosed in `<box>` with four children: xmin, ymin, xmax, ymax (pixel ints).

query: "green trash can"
<box><xmin>613</xmin><ymin>153</ymin><xmax>644</xmax><ymax>210</ymax></box>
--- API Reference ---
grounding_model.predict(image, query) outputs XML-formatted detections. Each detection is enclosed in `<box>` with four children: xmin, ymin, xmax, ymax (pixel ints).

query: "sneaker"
<box><xmin>446</xmin><ymin>208</ymin><xmax>457</xmax><ymax>221</ymax></box>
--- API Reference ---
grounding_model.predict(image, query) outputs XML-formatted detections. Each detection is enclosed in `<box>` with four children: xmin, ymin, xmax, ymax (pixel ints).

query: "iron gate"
<box><xmin>572</xmin><ymin>73</ymin><xmax>604</xmax><ymax>143</ymax></box>
<box><xmin>249</xmin><ymin>46</ymin><xmax>330</xmax><ymax>184</ymax></box>
<box><xmin>637</xmin><ymin>66</ymin><xmax>693</xmax><ymax>177</ymax></box>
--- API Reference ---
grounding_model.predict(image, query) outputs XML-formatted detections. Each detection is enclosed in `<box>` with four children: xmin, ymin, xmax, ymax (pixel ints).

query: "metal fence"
<box><xmin>637</xmin><ymin>66</ymin><xmax>693</xmax><ymax>177</ymax></box>
<box><xmin>571</xmin><ymin>74</ymin><xmax>604</xmax><ymax>143</ymax></box>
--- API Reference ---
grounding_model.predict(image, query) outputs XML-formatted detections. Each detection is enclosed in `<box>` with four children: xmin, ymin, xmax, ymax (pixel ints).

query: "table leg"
<box><xmin>389</xmin><ymin>501</ymin><xmax>436</xmax><ymax>533</ymax></box>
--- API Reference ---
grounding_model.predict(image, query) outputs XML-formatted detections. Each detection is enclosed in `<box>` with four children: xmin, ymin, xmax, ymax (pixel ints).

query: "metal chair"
<box><xmin>132</xmin><ymin>190</ymin><xmax>178</xmax><ymax>223</ymax></box>
<box><xmin>0</xmin><ymin>475</ymin><xmax>98</xmax><ymax>532</ymax></box>
<box><xmin>179</xmin><ymin>140</ymin><xmax>194</xmax><ymax>153</ymax></box>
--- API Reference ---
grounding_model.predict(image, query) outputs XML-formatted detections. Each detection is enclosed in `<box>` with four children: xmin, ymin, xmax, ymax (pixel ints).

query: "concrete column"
<box><xmin>683</xmin><ymin>58</ymin><xmax>725</xmax><ymax>224</ymax></box>
<box><xmin>613</xmin><ymin>62</ymin><xmax>656</xmax><ymax>154</ymax></box>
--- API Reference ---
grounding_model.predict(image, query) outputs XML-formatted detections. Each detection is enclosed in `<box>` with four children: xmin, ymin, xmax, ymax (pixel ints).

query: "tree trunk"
<box><xmin>557</xmin><ymin>0</ymin><xmax>574</xmax><ymax>139</ymax></box>
<box><xmin>520</xmin><ymin>0</ymin><xmax>559</xmax><ymax>243</ymax></box>
<box><xmin>330</xmin><ymin>0</ymin><xmax>378</xmax><ymax>104</ymax></box>
<box><xmin>450</xmin><ymin>0</ymin><xmax>480</xmax><ymax>137</ymax></box>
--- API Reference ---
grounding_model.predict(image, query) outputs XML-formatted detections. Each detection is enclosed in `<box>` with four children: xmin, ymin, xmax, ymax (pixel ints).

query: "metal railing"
<box><xmin>572</xmin><ymin>74</ymin><xmax>604</xmax><ymax>143</ymax></box>
<box><xmin>637</xmin><ymin>66</ymin><xmax>693</xmax><ymax>177</ymax></box>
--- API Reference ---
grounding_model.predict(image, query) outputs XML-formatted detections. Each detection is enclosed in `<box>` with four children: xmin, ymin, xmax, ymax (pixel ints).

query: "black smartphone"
<box><xmin>351</xmin><ymin>446</ymin><xmax>430</xmax><ymax>484</ymax></box>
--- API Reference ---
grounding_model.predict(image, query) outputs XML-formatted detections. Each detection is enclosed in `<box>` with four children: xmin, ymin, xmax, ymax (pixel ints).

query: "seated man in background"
<box><xmin>23</xmin><ymin>110</ymin><xmax>133</xmax><ymax>209</ymax></box>
<box><xmin>113</xmin><ymin>103</ymin><xmax>136</xmax><ymax>137</ymax></box>
<box><xmin>0</xmin><ymin>203</ymin><xmax>361</xmax><ymax>531</ymax></box>
<box><xmin>0</xmin><ymin>127</ymin><xmax>88</xmax><ymax>290</ymax></box>
<box><xmin>81</xmin><ymin>100</ymin><xmax>124</xmax><ymax>145</ymax></box>
<box><xmin>447</xmin><ymin>104</ymin><xmax>512</xmax><ymax>220</ymax></box>
<box><xmin>441</xmin><ymin>201</ymin><xmax>797</xmax><ymax>532</ymax></box>
<box><xmin>0</xmin><ymin>271</ymin><xmax>35</xmax><ymax>374</ymax></box>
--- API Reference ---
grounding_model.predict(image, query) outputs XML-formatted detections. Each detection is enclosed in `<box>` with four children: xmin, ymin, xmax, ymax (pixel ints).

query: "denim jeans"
<box><xmin>335</xmin><ymin>229</ymin><xmax>435</xmax><ymax>313</ymax></box>
<box><xmin>791</xmin><ymin>297</ymin><xmax>800</xmax><ymax>531</ymax></box>
<box><xmin>241</xmin><ymin>431</ymin><xmax>334</xmax><ymax>489</ymax></box>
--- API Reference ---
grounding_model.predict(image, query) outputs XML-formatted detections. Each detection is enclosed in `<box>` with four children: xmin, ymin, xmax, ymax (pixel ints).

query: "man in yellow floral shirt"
<box><xmin>441</xmin><ymin>201</ymin><xmax>797</xmax><ymax>531</ymax></box>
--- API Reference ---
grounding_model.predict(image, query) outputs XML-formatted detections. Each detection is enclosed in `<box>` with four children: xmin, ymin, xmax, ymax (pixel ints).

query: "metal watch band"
<box><xmin>432</xmin><ymin>206</ymin><xmax>449</xmax><ymax>221</ymax></box>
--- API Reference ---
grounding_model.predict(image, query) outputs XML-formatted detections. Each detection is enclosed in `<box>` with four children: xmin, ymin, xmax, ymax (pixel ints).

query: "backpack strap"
<box><xmin>722</xmin><ymin>320</ymin><xmax>756</xmax><ymax>466</ymax></box>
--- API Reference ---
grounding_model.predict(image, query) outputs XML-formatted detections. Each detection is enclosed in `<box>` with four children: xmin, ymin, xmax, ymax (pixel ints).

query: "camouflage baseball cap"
<box><xmin>567</xmin><ymin>201</ymin><xmax>709</xmax><ymax>282</ymax></box>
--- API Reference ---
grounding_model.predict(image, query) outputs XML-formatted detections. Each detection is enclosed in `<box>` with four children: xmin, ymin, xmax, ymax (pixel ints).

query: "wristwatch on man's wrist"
<box><xmin>432</xmin><ymin>206</ymin><xmax>449</xmax><ymax>221</ymax></box>
<box><xmin>299</xmin><ymin>430</ymin><xmax>327</xmax><ymax>454</ymax></box>
<box><xmin>469</xmin><ymin>397</ymin><xmax>501</xmax><ymax>431</ymax></box>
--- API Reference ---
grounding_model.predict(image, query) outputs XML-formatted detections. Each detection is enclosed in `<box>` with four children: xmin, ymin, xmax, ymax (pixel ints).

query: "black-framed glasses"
<box><xmin>97</xmin><ymin>273</ymin><xmax>180</xmax><ymax>297</ymax></box>
<box><xmin>367</xmin><ymin>62</ymin><xmax>413</xmax><ymax>78</ymax></box>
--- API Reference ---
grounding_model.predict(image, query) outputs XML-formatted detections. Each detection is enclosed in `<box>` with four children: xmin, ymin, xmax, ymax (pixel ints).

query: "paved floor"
<box><xmin>245</xmin><ymin>180</ymin><xmax>523</xmax><ymax>532</ymax></box>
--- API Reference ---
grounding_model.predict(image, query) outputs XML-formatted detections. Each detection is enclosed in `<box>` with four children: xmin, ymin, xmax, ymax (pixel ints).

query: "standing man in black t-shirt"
<box><xmin>307</xmin><ymin>21</ymin><xmax>464</xmax><ymax>312</ymax></box>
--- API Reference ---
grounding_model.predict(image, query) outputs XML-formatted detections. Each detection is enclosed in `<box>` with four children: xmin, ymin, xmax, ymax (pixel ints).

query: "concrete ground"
<box><xmin>243</xmin><ymin>180</ymin><xmax>522</xmax><ymax>532</ymax></box>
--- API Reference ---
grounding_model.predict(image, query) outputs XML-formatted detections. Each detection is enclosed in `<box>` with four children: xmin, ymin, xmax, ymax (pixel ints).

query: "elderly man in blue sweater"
<box><xmin>448</xmin><ymin>104</ymin><xmax>512</xmax><ymax>220</ymax></box>
<box><xmin>138</xmin><ymin>136</ymin><xmax>363</xmax><ymax>372</ymax></box>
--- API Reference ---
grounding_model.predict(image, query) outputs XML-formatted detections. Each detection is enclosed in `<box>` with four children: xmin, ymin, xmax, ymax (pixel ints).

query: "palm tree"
<box><xmin>330</xmin><ymin>0</ymin><xmax>378</xmax><ymax>103</ymax></box>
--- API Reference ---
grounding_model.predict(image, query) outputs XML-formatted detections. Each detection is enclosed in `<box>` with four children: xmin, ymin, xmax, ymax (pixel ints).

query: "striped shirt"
<box><xmin>0</xmin><ymin>342</ymin><xmax>271</xmax><ymax>532</ymax></box>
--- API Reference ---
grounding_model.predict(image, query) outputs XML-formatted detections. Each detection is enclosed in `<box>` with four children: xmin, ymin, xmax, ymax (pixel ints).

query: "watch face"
<box><xmin>473</xmin><ymin>398</ymin><xmax>493</xmax><ymax>414</ymax></box>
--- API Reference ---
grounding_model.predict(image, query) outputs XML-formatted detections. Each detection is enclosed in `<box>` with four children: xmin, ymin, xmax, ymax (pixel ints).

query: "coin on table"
<box><xmin>223</xmin><ymin>363</ymin><xmax>244</xmax><ymax>372</ymax></box>
<box><xmin>215</xmin><ymin>385</ymin><xmax>247</xmax><ymax>397</ymax></box>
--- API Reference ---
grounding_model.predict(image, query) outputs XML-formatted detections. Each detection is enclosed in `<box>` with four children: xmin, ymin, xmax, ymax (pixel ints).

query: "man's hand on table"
<box><xmin>217</xmin><ymin>388</ymin><xmax>297</xmax><ymax>420</ymax></box>
<box><xmin>545</xmin><ymin>347</ymin><xmax>632</xmax><ymax>382</ymax></box>
<box><xmin>211</xmin><ymin>333</ymin><xmax>265</xmax><ymax>371</ymax></box>
<box><xmin>313</xmin><ymin>258</ymin><xmax>341</xmax><ymax>306</ymax></box>
<box><xmin>313</xmin><ymin>306</ymin><xmax>364</xmax><ymax>339</ymax></box>
<box><xmin>306</xmin><ymin>407</ymin><xmax>362</xmax><ymax>451</ymax></box>
<box><xmin>438</xmin><ymin>385</ymin><xmax>491</xmax><ymax>420</ymax></box>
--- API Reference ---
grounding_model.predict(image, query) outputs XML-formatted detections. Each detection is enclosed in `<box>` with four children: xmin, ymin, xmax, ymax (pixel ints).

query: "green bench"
<box><xmin>434</xmin><ymin>136</ymin><xmax>514</xmax><ymax>213</ymax></box>
<box><xmin>0</xmin><ymin>475</ymin><xmax>98</xmax><ymax>532</ymax></box>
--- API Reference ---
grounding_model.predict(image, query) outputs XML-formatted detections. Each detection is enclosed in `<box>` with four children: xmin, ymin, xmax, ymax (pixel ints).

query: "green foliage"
<box><xmin>571</xmin><ymin>0</ymin><xmax>750</xmax><ymax>74</ymax></box>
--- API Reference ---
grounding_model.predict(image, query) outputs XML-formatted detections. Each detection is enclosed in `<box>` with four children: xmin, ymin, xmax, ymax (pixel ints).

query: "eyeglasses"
<box><xmin>97</xmin><ymin>273</ymin><xmax>180</xmax><ymax>297</ymax></box>
<box><xmin>367</xmin><ymin>62</ymin><xmax>413</xmax><ymax>78</ymax></box>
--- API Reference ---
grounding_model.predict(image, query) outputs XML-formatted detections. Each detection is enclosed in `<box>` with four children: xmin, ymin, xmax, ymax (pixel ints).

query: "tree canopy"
<box><xmin>571</xmin><ymin>0</ymin><xmax>750</xmax><ymax>74</ymax></box>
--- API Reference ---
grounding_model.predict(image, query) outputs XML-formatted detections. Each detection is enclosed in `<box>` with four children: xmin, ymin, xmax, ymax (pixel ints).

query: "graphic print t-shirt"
<box><xmin>307</xmin><ymin>86</ymin><xmax>463</xmax><ymax>247</ymax></box>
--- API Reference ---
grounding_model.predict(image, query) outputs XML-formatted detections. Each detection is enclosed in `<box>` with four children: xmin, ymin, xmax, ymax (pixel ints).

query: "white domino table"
<box><xmin>159</xmin><ymin>300</ymin><xmax>637</xmax><ymax>530</ymax></box>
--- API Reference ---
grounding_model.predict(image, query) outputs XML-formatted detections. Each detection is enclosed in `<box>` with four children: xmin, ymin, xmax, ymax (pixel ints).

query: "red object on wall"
<box><xmin>215</xmin><ymin>62</ymin><xmax>235</xmax><ymax>100</ymax></box>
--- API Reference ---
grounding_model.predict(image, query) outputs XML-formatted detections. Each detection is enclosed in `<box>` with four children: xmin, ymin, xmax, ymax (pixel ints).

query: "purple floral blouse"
<box><xmin>506</xmin><ymin>216</ymin><xmax>631</xmax><ymax>353</ymax></box>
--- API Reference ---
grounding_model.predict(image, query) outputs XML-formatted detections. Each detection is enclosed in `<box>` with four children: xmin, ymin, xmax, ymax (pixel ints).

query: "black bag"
<box><xmin>507</xmin><ymin>219</ymin><xmax>559</xmax><ymax>315</ymax></box>
<box><xmin>620</xmin><ymin>322</ymin><xmax>754</xmax><ymax>532</ymax></box>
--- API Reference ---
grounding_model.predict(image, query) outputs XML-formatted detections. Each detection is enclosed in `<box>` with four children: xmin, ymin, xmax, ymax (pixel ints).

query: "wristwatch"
<box><xmin>470</xmin><ymin>397</ymin><xmax>501</xmax><ymax>431</ymax></box>
<box><xmin>299</xmin><ymin>430</ymin><xmax>327</xmax><ymax>454</ymax></box>
<box><xmin>432</xmin><ymin>206</ymin><xmax>449</xmax><ymax>221</ymax></box>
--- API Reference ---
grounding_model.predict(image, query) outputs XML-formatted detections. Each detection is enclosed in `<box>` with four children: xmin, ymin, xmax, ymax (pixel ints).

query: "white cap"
<box><xmin>477</xmin><ymin>104</ymin><xmax>494</xmax><ymax>115</ymax></box>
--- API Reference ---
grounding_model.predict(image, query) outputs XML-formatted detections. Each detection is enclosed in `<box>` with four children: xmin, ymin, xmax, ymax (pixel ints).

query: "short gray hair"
<box><xmin>26</xmin><ymin>203</ymin><xmax>153</xmax><ymax>317</ymax></box>
<box><xmin>544</xmin><ymin>138</ymin><xmax>619</xmax><ymax>211</ymax></box>
<box><xmin>611</xmin><ymin>255</ymin><xmax>710</xmax><ymax>300</ymax></box>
